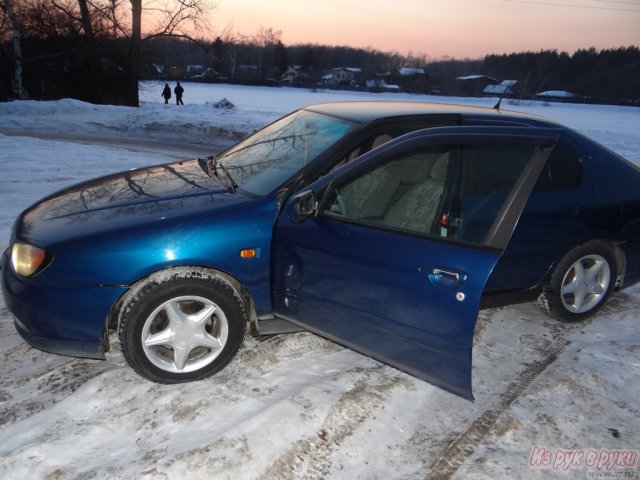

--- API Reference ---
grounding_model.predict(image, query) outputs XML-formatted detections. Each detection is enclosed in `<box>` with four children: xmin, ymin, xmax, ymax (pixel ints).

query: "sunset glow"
<box><xmin>211</xmin><ymin>0</ymin><xmax>640</xmax><ymax>58</ymax></box>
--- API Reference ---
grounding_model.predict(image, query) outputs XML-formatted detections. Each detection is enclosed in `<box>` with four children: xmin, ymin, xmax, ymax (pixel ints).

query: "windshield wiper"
<box><xmin>201</xmin><ymin>155</ymin><xmax>236</xmax><ymax>193</ymax></box>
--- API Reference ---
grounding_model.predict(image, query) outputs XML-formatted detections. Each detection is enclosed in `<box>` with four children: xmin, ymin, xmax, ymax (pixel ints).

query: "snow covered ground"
<box><xmin>0</xmin><ymin>83</ymin><xmax>639</xmax><ymax>479</ymax></box>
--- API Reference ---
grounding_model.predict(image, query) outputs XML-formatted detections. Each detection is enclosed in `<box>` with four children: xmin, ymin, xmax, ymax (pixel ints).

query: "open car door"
<box><xmin>272</xmin><ymin>127</ymin><xmax>558</xmax><ymax>399</ymax></box>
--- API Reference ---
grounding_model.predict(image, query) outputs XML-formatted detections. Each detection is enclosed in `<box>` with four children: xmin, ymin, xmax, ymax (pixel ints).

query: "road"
<box><xmin>0</xmin><ymin>128</ymin><xmax>234</xmax><ymax>159</ymax></box>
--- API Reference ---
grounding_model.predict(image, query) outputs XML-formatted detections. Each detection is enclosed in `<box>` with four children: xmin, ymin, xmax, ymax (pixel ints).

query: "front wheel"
<box><xmin>119</xmin><ymin>270</ymin><xmax>247</xmax><ymax>383</ymax></box>
<box><xmin>537</xmin><ymin>241</ymin><xmax>617</xmax><ymax>322</ymax></box>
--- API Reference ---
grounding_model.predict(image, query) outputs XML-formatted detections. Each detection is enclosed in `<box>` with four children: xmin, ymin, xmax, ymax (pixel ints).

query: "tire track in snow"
<box><xmin>258</xmin><ymin>365</ymin><xmax>413</xmax><ymax>479</ymax></box>
<box><xmin>427</xmin><ymin>319</ymin><xmax>577</xmax><ymax>479</ymax></box>
<box><xmin>427</xmin><ymin>290</ymin><xmax>638</xmax><ymax>479</ymax></box>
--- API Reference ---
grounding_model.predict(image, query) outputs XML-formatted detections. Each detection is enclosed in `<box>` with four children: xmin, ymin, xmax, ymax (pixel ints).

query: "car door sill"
<box><xmin>254</xmin><ymin>316</ymin><xmax>305</xmax><ymax>335</ymax></box>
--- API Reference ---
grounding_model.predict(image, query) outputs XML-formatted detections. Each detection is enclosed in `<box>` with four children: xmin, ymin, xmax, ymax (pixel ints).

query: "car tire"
<box><xmin>537</xmin><ymin>240</ymin><xmax>617</xmax><ymax>322</ymax></box>
<box><xmin>119</xmin><ymin>269</ymin><xmax>246</xmax><ymax>383</ymax></box>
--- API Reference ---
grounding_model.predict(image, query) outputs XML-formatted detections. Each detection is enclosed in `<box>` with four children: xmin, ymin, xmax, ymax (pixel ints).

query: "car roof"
<box><xmin>303</xmin><ymin>101</ymin><xmax>549</xmax><ymax>124</ymax></box>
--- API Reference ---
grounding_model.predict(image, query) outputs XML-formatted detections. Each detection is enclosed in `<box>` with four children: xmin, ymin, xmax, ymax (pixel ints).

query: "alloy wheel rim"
<box><xmin>560</xmin><ymin>254</ymin><xmax>610</xmax><ymax>314</ymax></box>
<box><xmin>141</xmin><ymin>295</ymin><xmax>229</xmax><ymax>373</ymax></box>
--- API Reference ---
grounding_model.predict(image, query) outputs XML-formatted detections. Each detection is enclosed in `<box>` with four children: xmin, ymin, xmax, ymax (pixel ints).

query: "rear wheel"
<box><xmin>119</xmin><ymin>270</ymin><xmax>246</xmax><ymax>383</ymax></box>
<box><xmin>537</xmin><ymin>241</ymin><xmax>617</xmax><ymax>322</ymax></box>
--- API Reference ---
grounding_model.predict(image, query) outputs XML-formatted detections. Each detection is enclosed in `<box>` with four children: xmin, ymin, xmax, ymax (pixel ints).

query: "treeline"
<box><xmin>145</xmin><ymin>38</ymin><xmax>640</xmax><ymax>103</ymax></box>
<box><xmin>1</xmin><ymin>1</ymin><xmax>638</xmax><ymax>105</ymax></box>
<box><xmin>482</xmin><ymin>48</ymin><xmax>639</xmax><ymax>102</ymax></box>
<box><xmin>146</xmin><ymin>35</ymin><xmax>425</xmax><ymax>79</ymax></box>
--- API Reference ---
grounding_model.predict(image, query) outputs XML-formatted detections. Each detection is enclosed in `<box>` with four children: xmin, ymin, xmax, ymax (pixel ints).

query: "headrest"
<box><xmin>371</xmin><ymin>134</ymin><xmax>393</xmax><ymax>149</ymax></box>
<box><xmin>430</xmin><ymin>154</ymin><xmax>449</xmax><ymax>182</ymax></box>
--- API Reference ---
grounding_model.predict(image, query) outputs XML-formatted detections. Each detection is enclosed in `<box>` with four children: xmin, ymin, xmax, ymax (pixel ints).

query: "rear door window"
<box><xmin>321</xmin><ymin>140</ymin><xmax>548</xmax><ymax>247</ymax></box>
<box><xmin>534</xmin><ymin>140</ymin><xmax>582</xmax><ymax>190</ymax></box>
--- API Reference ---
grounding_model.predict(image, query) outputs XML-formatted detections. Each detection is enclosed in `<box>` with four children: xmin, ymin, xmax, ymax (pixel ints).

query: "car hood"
<box><xmin>17</xmin><ymin>159</ymin><xmax>247</xmax><ymax>243</ymax></box>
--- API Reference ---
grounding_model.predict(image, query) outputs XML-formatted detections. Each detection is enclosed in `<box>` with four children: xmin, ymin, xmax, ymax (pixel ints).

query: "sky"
<box><xmin>211</xmin><ymin>0</ymin><xmax>640</xmax><ymax>59</ymax></box>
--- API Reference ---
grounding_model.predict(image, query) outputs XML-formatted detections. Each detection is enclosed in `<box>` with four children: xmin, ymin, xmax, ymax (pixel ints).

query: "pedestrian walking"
<box><xmin>161</xmin><ymin>83</ymin><xmax>171</xmax><ymax>104</ymax></box>
<box><xmin>174</xmin><ymin>82</ymin><xmax>184</xmax><ymax>105</ymax></box>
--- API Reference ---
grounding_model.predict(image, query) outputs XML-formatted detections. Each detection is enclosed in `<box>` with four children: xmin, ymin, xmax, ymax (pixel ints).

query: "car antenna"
<box><xmin>493</xmin><ymin>96</ymin><xmax>502</xmax><ymax>110</ymax></box>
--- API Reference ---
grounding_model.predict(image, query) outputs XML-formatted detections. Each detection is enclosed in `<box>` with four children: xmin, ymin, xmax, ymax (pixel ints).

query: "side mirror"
<box><xmin>289</xmin><ymin>190</ymin><xmax>317</xmax><ymax>224</ymax></box>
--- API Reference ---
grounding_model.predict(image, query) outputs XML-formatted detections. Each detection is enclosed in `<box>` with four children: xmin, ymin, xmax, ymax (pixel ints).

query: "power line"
<box><xmin>591</xmin><ymin>0</ymin><xmax>640</xmax><ymax>4</ymax></box>
<box><xmin>590</xmin><ymin>1</ymin><xmax>640</xmax><ymax>4</ymax></box>
<box><xmin>502</xmin><ymin>0</ymin><xmax>640</xmax><ymax>11</ymax></box>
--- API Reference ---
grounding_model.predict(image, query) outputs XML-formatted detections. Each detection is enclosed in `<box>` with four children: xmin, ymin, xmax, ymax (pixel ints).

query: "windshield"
<box><xmin>211</xmin><ymin>109</ymin><xmax>357</xmax><ymax>196</ymax></box>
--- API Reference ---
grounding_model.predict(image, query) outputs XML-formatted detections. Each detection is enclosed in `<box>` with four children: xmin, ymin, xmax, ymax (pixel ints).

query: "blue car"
<box><xmin>2</xmin><ymin>102</ymin><xmax>640</xmax><ymax>399</ymax></box>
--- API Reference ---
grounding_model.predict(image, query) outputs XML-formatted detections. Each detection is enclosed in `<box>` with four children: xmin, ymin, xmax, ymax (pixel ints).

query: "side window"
<box><xmin>322</xmin><ymin>141</ymin><xmax>543</xmax><ymax>246</ymax></box>
<box><xmin>328</xmin><ymin>133</ymin><xmax>397</xmax><ymax>174</ymax></box>
<box><xmin>534</xmin><ymin>140</ymin><xmax>582</xmax><ymax>191</ymax></box>
<box><xmin>326</xmin><ymin>125</ymin><xmax>451</xmax><ymax>176</ymax></box>
<box><xmin>322</xmin><ymin>146</ymin><xmax>451</xmax><ymax>236</ymax></box>
<box><xmin>449</xmin><ymin>144</ymin><xmax>533</xmax><ymax>244</ymax></box>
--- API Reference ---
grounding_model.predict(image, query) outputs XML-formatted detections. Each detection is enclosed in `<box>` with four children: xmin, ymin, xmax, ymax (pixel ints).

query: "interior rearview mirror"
<box><xmin>290</xmin><ymin>190</ymin><xmax>316</xmax><ymax>223</ymax></box>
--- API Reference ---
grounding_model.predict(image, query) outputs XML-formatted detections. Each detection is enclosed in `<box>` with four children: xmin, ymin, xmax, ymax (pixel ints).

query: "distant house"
<box><xmin>322</xmin><ymin>68</ymin><xmax>362</xmax><ymax>86</ymax></box>
<box><xmin>399</xmin><ymin>67</ymin><xmax>425</xmax><ymax>76</ymax></box>
<box><xmin>238</xmin><ymin>65</ymin><xmax>258</xmax><ymax>74</ymax></box>
<box><xmin>365</xmin><ymin>78</ymin><xmax>400</xmax><ymax>91</ymax></box>
<box><xmin>280</xmin><ymin>66</ymin><xmax>310</xmax><ymax>86</ymax></box>
<box><xmin>483</xmin><ymin>80</ymin><xmax>518</xmax><ymax>96</ymax></box>
<box><xmin>365</xmin><ymin>78</ymin><xmax>386</xmax><ymax>89</ymax></box>
<box><xmin>168</xmin><ymin>66</ymin><xmax>186</xmax><ymax>79</ymax></box>
<box><xmin>535</xmin><ymin>90</ymin><xmax>579</xmax><ymax>102</ymax></box>
<box><xmin>457</xmin><ymin>75</ymin><xmax>498</xmax><ymax>82</ymax></box>
<box><xmin>141</xmin><ymin>63</ymin><xmax>164</xmax><ymax>78</ymax></box>
<box><xmin>281</xmin><ymin>67</ymin><xmax>298</xmax><ymax>83</ymax></box>
<box><xmin>456</xmin><ymin>75</ymin><xmax>498</xmax><ymax>96</ymax></box>
<box><xmin>190</xmin><ymin>68</ymin><xmax>226</xmax><ymax>82</ymax></box>
<box><xmin>186</xmin><ymin>65</ymin><xmax>204</xmax><ymax>75</ymax></box>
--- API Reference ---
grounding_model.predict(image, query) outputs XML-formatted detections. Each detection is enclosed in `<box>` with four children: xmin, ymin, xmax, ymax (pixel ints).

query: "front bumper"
<box><xmin>1</xmin><ymin>248</ymin><xmax>127</xmax><ymax>359</ymax></box>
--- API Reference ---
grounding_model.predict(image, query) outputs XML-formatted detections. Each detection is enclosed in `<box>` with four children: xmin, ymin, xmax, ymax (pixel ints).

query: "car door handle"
<box><xmin>433</xmin><ymin>268</ymin><xmax>460</xmax><ymax>281</ymax></box>
<box><xmin>423</xmin><ymin>267</ymin><xmax>468</xmax><ymax>289</ymax></box>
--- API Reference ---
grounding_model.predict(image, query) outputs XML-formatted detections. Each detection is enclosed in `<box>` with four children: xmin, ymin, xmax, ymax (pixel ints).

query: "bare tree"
<box><xmin>3</xmin><ymin>0</ymin><xmax>28</xmax><ymax>98</ymax></box>
<box><xmin>76</xmin><ymin>0</ymin><xmax>94</xmax><ymax>39</ymax></box>
<box><xmin>221</xmin><ymin>31</ymin><xmax>248</xmax><ymax>81</ymax></box>
<box><xmin>18</xmin><ymin>1</ymin><xmax>81</xmax><ymax>38</ymax></box>
<box><xmin>37</xmin><ymin>0</ymin><xmax>216</xmax><ymax>105</ymax></box>
<box><xmin>253</xmin><ymin>26</ymin><xmax>281</xmax><ymax>77</ymax></box>
<box><xmin>105</xmin><ymin>0</ymin><xmax>216</xmax><ymax>103</ymax></box>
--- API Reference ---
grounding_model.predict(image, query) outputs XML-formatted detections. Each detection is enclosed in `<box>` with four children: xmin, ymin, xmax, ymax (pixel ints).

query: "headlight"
<box><xmin>11</xmin><ymin>242</ymin><xmax>48</xmax><ymax>277</ymax></box>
